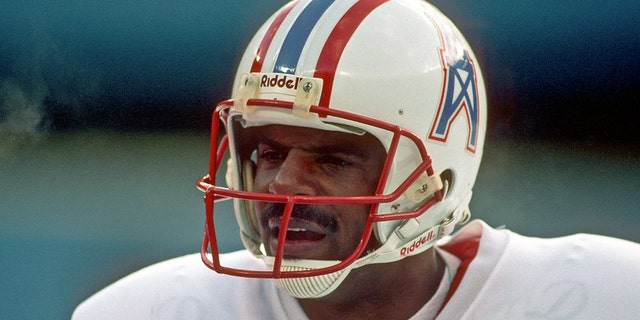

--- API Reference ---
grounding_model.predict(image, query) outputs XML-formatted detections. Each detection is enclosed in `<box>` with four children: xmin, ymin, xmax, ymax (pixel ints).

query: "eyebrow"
<box><xmin>258</xmin><ymin>137</ymin><xmax>369</xmax><ymax>160</ymax></box>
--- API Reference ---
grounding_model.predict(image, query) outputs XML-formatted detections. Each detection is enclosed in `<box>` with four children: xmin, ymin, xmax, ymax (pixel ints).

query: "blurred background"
<box><xmin>1</xmin><ymin>0</ymin><xmax>639</xmax><ymax>319</ymax></box>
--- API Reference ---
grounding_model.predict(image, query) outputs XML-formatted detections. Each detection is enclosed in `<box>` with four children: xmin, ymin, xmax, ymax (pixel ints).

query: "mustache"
<box><xmin>260</xmin><ymin>202</ymin><xmax>338</xmax><ymax>232</ymax></box>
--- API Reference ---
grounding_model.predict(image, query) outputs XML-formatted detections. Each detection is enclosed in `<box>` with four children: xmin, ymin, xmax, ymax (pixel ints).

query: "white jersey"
<box><xmin>73</xmin><ymin>220</ymin><xmax>640</xmax><ymax>319</ymax></box>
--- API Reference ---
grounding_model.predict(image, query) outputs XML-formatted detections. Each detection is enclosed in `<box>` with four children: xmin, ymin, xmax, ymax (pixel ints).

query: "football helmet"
<box><xmin>197</xmin><ymin>0</ymin><xmax>486</xmax><ymax>298</ymax></box>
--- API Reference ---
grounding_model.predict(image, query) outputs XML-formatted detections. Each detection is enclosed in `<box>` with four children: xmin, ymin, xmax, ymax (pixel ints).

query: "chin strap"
<box><xmin>264</xmin><ymin>221</ymin><xmax>453</xmax><ymax>299</ymax></box>
<box><xmin>263</xmin><ymin>192</ymin><xmax>473</xmax><ymax>299</ymax></box>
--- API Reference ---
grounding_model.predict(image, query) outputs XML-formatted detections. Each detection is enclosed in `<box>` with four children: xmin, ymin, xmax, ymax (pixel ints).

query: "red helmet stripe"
<box><xmin>250</xmin><ymin>1</ymin><xmax>298</xmax><ymax>73</ymax></box>
<box><xmin>314</xmin><ymin>0</ymin><xmax>388</xmax><ymax>108</ymax></box>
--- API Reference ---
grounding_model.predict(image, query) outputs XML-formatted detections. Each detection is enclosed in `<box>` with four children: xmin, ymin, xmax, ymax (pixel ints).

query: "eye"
<box><xmin>316</xmin><ymin>155</ymin><xmax>353</xmax><ymax>168</ymax></box>
<box><xmin>256</xmin><ymin>144</ymin><xmax>285</xmax><ymax>164</ymax></box>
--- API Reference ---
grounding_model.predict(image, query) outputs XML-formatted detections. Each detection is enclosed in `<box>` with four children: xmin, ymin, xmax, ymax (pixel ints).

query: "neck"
<box><xmin>297</xmin><ymin>248</ymin><xmax>445</xmax><ymax>320</ymax></box>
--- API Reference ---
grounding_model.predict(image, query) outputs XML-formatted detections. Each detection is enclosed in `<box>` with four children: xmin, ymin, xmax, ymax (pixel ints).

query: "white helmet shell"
<box><xmin>231</xmin><ymin>0</ymin><xmax>486</xmax><ymax>244</ymax></box>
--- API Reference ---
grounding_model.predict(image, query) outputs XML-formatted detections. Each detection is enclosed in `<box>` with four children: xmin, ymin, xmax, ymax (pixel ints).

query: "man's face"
<box><xmin>250</xmin><ymin>124</ymin><xmax>387</xmax><ymax>261</ymax></box>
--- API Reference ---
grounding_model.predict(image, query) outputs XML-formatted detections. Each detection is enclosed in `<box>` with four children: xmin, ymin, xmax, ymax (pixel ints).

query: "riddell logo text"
<box><xmin>400</xmin><ymin>230</ymin><xmax>435</xmax><ymax>257</ymax></box>
<box><xmin>260</xmin><ymin>74</ymin><xmax>303</xmax><ymax>90</ymax></box>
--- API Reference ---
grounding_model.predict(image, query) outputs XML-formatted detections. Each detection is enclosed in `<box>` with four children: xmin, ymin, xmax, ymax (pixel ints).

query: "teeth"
<box><xmin>287</xmin><ymin>228</ymin><xmax>307</xmax><ymax>232</ymax></box>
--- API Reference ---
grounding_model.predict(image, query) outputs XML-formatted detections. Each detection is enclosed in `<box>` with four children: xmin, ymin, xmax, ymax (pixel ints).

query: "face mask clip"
<box><xmin>234</xmin><ymin>73</ymin><xmax>260</xmax><ymax>113</ymax></box>
<box><xmin>293</xmin><ymin>78</ymin><xmax>323</xmax><ymax>118</ymax></box>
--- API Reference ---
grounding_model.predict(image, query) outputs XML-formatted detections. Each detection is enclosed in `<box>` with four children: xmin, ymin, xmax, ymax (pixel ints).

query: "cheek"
<box><xmin>339</xmin><ymin>204</ymin><xmax>371</xmax><ymax>232</ymax></box>
<box><xmin>333</xmin><ymin>204</ymin><xmax>373</xmax><ymax>254</ymax></box>
<box><xmin>252</xmin><ymin>167</ymin><xmax>272</xmax><ymax>192</ymax></box>
<box><xmin>338</xmin><ymin>173</ymin><xmax>379</xmax><ymax>197</ymax></box>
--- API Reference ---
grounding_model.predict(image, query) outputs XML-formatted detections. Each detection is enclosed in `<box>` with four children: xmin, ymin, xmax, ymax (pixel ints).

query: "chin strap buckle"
<box><xmin>439</xmin><ymin>191</ymin><xmax>473</xmax><ymax>237</ymax></box>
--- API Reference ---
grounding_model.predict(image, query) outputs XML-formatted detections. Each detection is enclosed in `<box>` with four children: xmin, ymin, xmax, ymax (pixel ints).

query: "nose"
<box><xmin>268</xmin><ymin>149</ymin><xmax>317</xmax><ymax>195</ymax></box>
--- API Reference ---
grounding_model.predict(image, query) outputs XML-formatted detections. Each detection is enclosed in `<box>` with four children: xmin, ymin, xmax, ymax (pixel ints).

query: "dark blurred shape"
<box><xmin>1</xmin><ymin>0</ymin><xmax>638</xmax><ymax>140</ymax></box>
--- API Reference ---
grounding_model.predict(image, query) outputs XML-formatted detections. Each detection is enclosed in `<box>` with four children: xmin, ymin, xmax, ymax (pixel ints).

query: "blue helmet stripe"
<box><xmin>273</xmin><ymin>0</ymin><xmax>334</xmax><ymax>74</ymax></box>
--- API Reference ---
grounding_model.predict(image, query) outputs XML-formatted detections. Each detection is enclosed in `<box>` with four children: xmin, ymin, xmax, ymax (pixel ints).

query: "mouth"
<box><xmin>272</xmin><ymin>227</ymin><xmax>326</xmax><ymax>241</ymax></box>
<box><xmin>269</xmin><ymin>217</ymin><xmax>327</xmax><ymax>241</ymax></box>
<box><xmin>267</xmin><ymin>217</ymin><xmax>328</xmax><ymax>257</ymax></box>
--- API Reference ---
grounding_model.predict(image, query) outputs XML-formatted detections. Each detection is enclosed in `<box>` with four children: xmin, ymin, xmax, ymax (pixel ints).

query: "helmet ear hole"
<box><xmin>440</xmin><ymin>169</ymin><xmax>454</xmax><ymax>199</ymax></box>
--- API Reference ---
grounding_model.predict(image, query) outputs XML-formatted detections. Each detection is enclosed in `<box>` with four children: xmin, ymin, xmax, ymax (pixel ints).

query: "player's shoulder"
<box><xmin>440</xmin><ymin>220</ymin><xmax>640</xmax><ymax>319</ymax></box>
<box><xmin>449</xmin><ymin>219</ymin><xmax>640</xmax><ymax>278</ymax></box>
<box><xmin>72</xmin><ymin>250</ymin><xmax>270</xmax><ymax>320</ymax></box>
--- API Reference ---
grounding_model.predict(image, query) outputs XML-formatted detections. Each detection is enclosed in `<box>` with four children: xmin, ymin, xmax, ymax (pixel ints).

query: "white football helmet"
<box><xmin>197</xmin><ymin>0</ymin><xmax>486</xmax><ymax>299</ymax></box>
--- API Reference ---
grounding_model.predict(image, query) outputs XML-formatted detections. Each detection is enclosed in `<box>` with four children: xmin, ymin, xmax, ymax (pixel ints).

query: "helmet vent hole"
<box><xmin>440</xmin><ymin>169</ymin><xmax>454</xmax><ymax>198</ymax></box>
